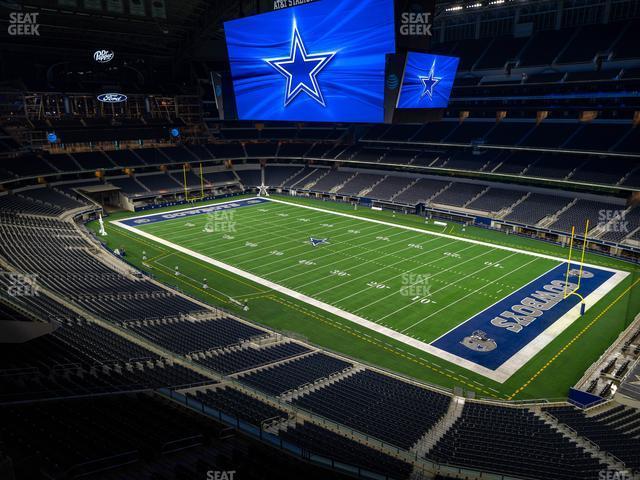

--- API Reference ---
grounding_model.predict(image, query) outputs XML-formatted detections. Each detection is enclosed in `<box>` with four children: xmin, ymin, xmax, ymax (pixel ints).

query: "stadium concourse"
<box><xmin>2</xmin><ymin>0</ymin><xmax>640</xmax><ymax>479</ymax></box>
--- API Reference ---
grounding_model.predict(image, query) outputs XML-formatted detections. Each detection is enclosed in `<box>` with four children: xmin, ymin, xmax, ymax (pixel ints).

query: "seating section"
<box><xmin>429</xmin><ymin>403</ymin><xmax>606</xmax><ymax>480</ymax></box>
<box><xmin>108</xmin><ymin>176</ymin><xmax>149</xmax><ymax>195</ymax></box>
<box><xmin>310</xmin><ymin>171</ymin><xmax>354</xmax><ymax>192</ymax></box>
<box><xmin>0</xmin><ymin>211</ymin><xmax>210</xmax><ymax>325</ymax></box>
<box><xmin>544</xmin><ymin>405</ymin><xmax>640</xmax><ymax>471</ymax></box>
<box><xmin>237</xmin><ymin>169</ymin><xmax>262</xmax><ymax>187</ymax></box>
<box><xmin>265</xmin><ymin>166</ymin><xmax>304</xmax><ymax>187</ymax></box>
<box><xmin>336</xmin><ymin>173</ymin><xmax>382</xmax><ymax>196</ymax></box>
<box><xmin>124</xmin><ymin>317</ymin><xmax>269</xmax><ymax>354</ymax></box>
<box><xmin>19</xmin><ymin>187</ymin><xmax>87</xmax><ymax>212</ymax></box>
<box><xmin>431</xmin><ymin>182</ymin><xmax>486</xmax><ymax>207</ymax></box>
<box><xmin>366</xmin><ymin>176</ymin><xmax>414</xmax><ymax>201</ymax></box>
<box><xmin>550</xmin><ymin>199</ymin><xmax>623</xmax><ymax>234</ymax></box>
<box><xmin>0</xmin><ymin>328</ymin><xmax>210</xmax><ymax>402</ymax></box>
<box><xmin>240</xmin><ymin>353</ymin><xmax>352</xmax><ymax>395</ymax></box>
<box><xmin>196</xmin><ymin>342</ymin><xmax>311</xmax><ymax>375</ymax></box>
<box><xmin>72</xmin><ymin>151</ymin><xmax>117</xmax><ymax>170</ymax></box>
<box><xmin>466</xmin><ymin>188</ymin><xmax>525</xmax><ymax>212</ymax></box>
<box><xmin>294</xmin><ymin>369</ymin><xmax>451</xmax><ymax>449</ymax></box>
<box><xmin>280</xmin><ymin>422</ymin><xmax>413</xmax><ymax>479</ymax></box>
<box><xmin>136</xmin><ymin>173</ymin><xmax>182</xmax><ymax>192</ymax></box>
<box><xmin>188</xmin><ymin>387</ymin><xmax>288</xmax><ymax>425</ymax></box>
<box><xmin>0</xmin><ymin>193</ymin><xmax>68</xmax><ymax>216</ymax></box>
<box><xmin>504</xmin><ymin>194</ymin><xmax>573</xmax><ymax>225</ymax></box>
<box><xmin>600</xmin><ymin>207</ymin><xmax>640</xmax><ymax>243</ymax></box>
<box><xmin>1</xmin><ymin>153</ymin><xmax>56</xmax><ymax>178</ymax></box>
<box><xmin>393</xmin><ymin>178</ymin><xmax>451</xmax><ymax>205</ymax></box>
<box><xmin>0</xmin><ymin>394</ymin><xmax>219</xmax><ymax>478</ymax></box>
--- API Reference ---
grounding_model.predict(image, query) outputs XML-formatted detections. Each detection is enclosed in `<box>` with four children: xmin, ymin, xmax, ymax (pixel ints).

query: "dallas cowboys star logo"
<box><xmin>419</xmin><ymin>59</ymin><xmax>441</xmax><ymax>101</ymax></box>
<box><xmin>265</xmin><ymin>20</ymin><xmax>335</xmax><ymax>107</ymax></box>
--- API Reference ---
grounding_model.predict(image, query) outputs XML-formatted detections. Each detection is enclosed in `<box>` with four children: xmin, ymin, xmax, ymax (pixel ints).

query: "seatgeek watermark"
<box><xmin>202</xmin><ymin>210</ymin><xmax>237</xmax><ymax>235</ymax></box>
<box><xmin>6</xmin><ymin>273</ymin><xmax>39</xmax><ymax>297</ymax></box>
<box><xmin>598</xmin><ymin>209</ymin><xmax>630</xmax><ymax>234</ymax></box>
<box><xmin>206</xmin><ymin>471</ymin><xmax>236</xmax><ymax>480</ymax></box>
<box><xmin>599</xmin><ymin>469</ymin><xmax>640</xmax><ymax>480</ymax></box>
<box><xmin>8</xmin><ymin>12</ymin><xmax>40</xmax><ymax>36</ymax></box>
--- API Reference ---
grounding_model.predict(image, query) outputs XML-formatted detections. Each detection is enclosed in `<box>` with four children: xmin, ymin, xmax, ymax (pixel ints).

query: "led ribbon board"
<box><xmin>223</xmin><ymin>0</ymin><xmax>396</xmax><ymax>122</ymax></box>
<box><xmin>397</xmin><ymin>52</ymin><xmax>459</xmax><ymax>109</ymax></box>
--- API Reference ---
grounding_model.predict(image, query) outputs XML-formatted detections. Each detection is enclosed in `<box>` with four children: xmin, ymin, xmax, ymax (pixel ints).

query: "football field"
<box><xmin>112</xmin><ymin>196</ymin><xmax>628</xmax><ymax>384</ymax></box>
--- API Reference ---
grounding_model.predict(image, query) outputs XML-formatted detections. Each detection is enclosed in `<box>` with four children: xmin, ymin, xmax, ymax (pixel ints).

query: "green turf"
<box><xmin>90</xmin><ymin>194</ymin><xmax>640</xmax><ymax>401</ymax></box>
<box><xmin>137</xmin><ymin>199</ymin><xmax>561</xmax><ymax>343</ymax></box>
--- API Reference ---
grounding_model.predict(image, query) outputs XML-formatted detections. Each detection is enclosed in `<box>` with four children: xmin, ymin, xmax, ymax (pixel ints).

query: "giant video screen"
<box><xmin>224</xmin><ymin>0</ymin><xmax>396</xmax><ymax>123</ymax></box>
<box><xmin>396</xmin><ymin>52</ymin><xmax>459</xmax><ymax>109</ymax></box>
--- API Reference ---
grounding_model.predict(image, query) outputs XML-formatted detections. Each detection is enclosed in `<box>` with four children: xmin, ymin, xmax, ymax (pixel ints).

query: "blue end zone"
<box><xmin>431</xmin><ymin>263</ymin><xmax>615</xmax><ymax>371</ymax></box>
<box><xmin>119</xmin><ymin>198</ymin><xmax>269</xmax><ymax>227</ymax></box>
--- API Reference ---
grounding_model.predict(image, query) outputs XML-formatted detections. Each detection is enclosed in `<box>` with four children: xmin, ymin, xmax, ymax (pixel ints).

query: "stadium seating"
<box><xmin>240</xmin><ymin>353</ymin><xmax>352</xmax><ymax>395</ymax></box>
<box><xmin>294</xmin><ymin>369</ymin><xmax>451</xmax><ymax>449</ymax></box>
<box><xmin>188</xmin><ymin>387</ymin><xmax>288</xmax><ymax>425</ymax></box>
<box><xmin>196</xmin><ymin>342</ymin><xmax>311</xmax><ymax>375</ymax></box>
<box><xmin>504</xmin><ymin>194</ymin><xmax>574</xmax><ymax>225</ymax></box>
<box><xmin>466</xmin><ymin>188</ymin><xmax>527</xmax><ymax>213</ymax></box>
<box><xmin>429</xmin><ymin>403</ymin><xmax>606</xmax><ymax>480</ymax></box>
<box><xmin>280</xmin><ymin>422</ymin><xmax>414</xmax><ymax>479</ymax></box>
<box><xmin>124</xmin><ymin>317</ymin><xmax>269</xmax><ymax>354</ymax></box>
<box><xmin>544</xmin><ymin>405</ymin><xmax>640</xmax><ymax>470</ymax></box>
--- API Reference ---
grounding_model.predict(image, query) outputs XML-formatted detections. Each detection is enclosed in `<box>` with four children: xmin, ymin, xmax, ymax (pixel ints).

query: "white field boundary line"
<box><xmin>264</xmin><ymin>198</ymin><xmax>626</xmax><ymax>275</ymax></box>
<box><xmin>112</xmin><ymin>218</ymin><xmax>509</xmax><ymax>382</ymax></box>
<box><xmin>110</xmin><ymin>197</ymin><xmax>631</xmax><ymax>383</ymax></box>
<box><xmin>488</xmin><ymin>270</ymin><xmax>629</xmax><ymax>380</ymax></box>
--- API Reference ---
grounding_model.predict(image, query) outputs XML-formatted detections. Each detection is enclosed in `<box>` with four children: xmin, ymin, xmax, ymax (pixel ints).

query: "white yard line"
<box><xmin>400</xmin><ymin>256</ymin><xmax>538</xmax><ymax>333</ymax></box>
<box><xmin>352</xmin><ymin>245</ymin><xmax>495</xmax><ymax>314</ymax></box>
<box><xmin>264</xmin><ymin>197</ymin><xmax>624</xmax><ymax>274</ymax></box>
<box><xmin>169</xmin><ymin>206</ymin><xmax>359</xmax><ymax>260</ymax></box>
<box><xmin>111</xmin><ymin>197</ymin><xmax>631</xmax><ymax>383</ymax></box>
<box><xmin>235</xmin><ymin>222</ymin><xmax>388</xmax><ymax>270</ymax></box>
<box><xmin>276</xmin><ymin>230</ymin><xmax>438</xmax><ymax>287</ymax></box>
<box><xmin>333</xmin><ymin>241</ymin><xmax>477</xmax><ymax>307</ymax></box>
<box><xmin>141</xmin><ymin>202</ymin><xmax>292</xmax><ymax>237</ymax></box>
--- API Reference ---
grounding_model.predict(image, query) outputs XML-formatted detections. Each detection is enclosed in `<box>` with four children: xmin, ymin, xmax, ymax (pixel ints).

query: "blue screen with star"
<box><xmin>397</xmin><ymin>52</ymin><xmax>459</xmax><ymax>109</ymax></box>
<box><xmin>224</xmin><ymin>0</ymin><xmax>395</xmax><ymax>123</ymax></box>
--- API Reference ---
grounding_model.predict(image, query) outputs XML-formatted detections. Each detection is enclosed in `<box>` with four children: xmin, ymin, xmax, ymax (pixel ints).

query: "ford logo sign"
<box><xmin>97</xmin><ymin>93</ymin><xmax>127</xmax><ymax>103</ymax></box>
<box><xmin>93</xmin><ymin>49</ymin><xmax>114</xmax><ymax>63</ymax></box>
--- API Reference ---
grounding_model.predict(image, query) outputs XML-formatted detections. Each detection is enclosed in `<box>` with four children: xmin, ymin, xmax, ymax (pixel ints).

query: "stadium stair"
<box><xmin>536</xmin><ymin>198</ymin><xmax>578</xmax><ymax>228</ymax></box>
<box><xmin>532</xmin><ymin>407</ymin><xmax>628</xmax><ymax>473</ymax></box>
<box><xmin>289</xmin><ymin>168</ymin><xmax>320</xmax><ymax>189</ymax></box>
<box><xmin>390</xmin><ymin>177</ymin><xmax>420</xmax><ymax>202</ymax></box>
<box><xmin>231</xmin><ymin>349</ymin><xmax>318</xmax><ymax>378</ymax></box>
<box><xmin>278</xmin><ymin>166</ymin><xmax>306</xmax><ymax>188</ymax></box>
<box><xmin>462</xmin><ymin>186</ymin><xmax>491</xmax><ymax>208</ymax></box>
<box><xmin>357</xmin><ymin>174</ymin><xmax>387</xmax><ymax>197</ymax></box>
<box><xmin>496</xmin><ymin>191</ymin><xmax>530</xmax><ymax>219</ymax></box>
<box><xmin>281</xmin><ymin>364</ymin><xmax>366</xmax><ymax>402</ymax></box>
<box><xmin>329</xmin><ymin>171</ymin><xmax>358</xmax><ymax>193</ymax></box>
<box><xmin>301</xmin><ymin>169</ymin><xmax>331</xmax><ymax>190</ymax></box>
<box><xmin>564</xmin><ymin>158</ymin><xmax>590</xmax><ymax>181</ymax></box>
<box><xmin>409</xmin><ymin>395</ymin><xmax>466</xmax><ymax>461</ymax></box>
<box><xmin>426</xmin><ymin>181</ymin><xmax>454</xmax><ymax>204</ymax></box>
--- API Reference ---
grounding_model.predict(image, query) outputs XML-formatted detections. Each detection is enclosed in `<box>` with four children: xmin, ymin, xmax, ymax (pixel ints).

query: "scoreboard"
<box><xmin>222</xmin><ymin>0</ymin><xmax>456</xmax><ymax>123</ymax></box>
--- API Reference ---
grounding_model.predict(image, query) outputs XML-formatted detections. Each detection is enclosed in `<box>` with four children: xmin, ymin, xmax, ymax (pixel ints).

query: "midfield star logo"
<box><xmin>309</xmin><ymin>237</ymin><xmax>328</xmax><ymax>247</ymax></box>
<box><xmin>419</xmin><ymin>59</ymin><xmax>441</xmax><ymax>100</ymax></box>
<box><xmin>265</xmin><ymin>19</ymin><xmax>335</xmax><ymax>107</ymax></box>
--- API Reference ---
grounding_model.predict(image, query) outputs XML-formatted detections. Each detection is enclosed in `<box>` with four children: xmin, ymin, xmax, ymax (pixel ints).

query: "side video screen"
<box><xmin>396</xmin><ymin>52</ymin><xmax>459</xmax><ymax>109</ymax></box>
